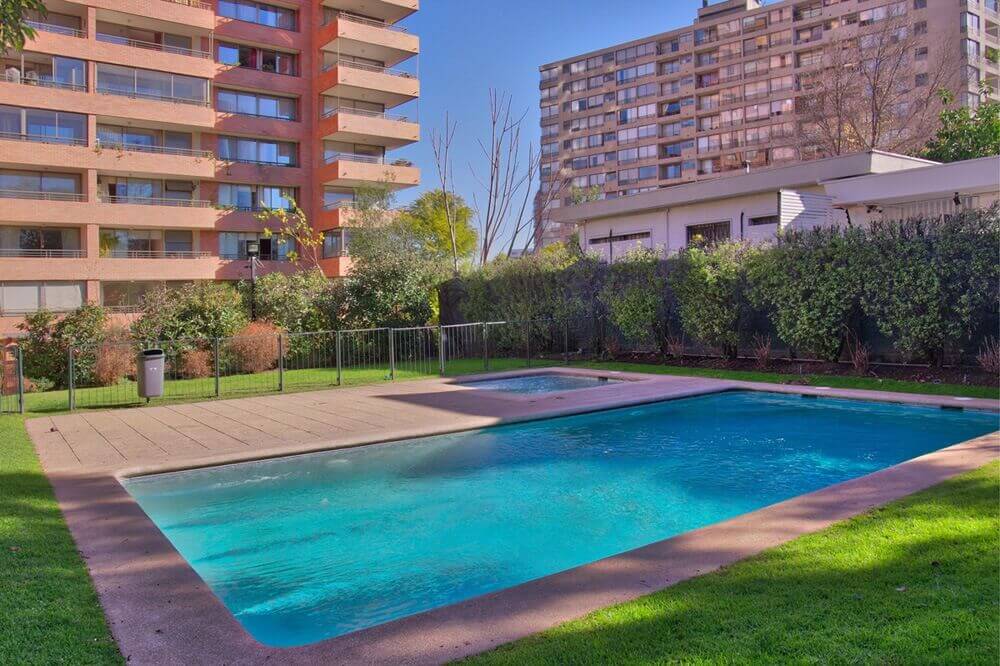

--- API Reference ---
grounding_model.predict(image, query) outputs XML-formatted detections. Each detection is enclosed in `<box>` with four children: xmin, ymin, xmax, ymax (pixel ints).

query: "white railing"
<box><xmin>0</xmin><ymin>248</ymin><xmax>84</xmax><ymax>258</ymax></box>
<box><xmin>26</xmin><ymin>20</ymin><xmax>85</xmax><ymax>38</ymax></box>
<box><xmin>0</xmin><ymin>131</ymin><xmax>86</xmax><ymax>146</ymax></box>
<box><xmin>329</xmin><ymin>11</ymin><xmax>408</xmax><ymax>32</ymax></box>
<box><xmin>0</xmin><ymin>189</ymin><xmax>84</xmax><ymax>201</ymax></box>
<box><xmin>103</xmin><ymin>250</ymin><xmax>212</xmax><ymax>259</ymax></box>
<box><xmin>322</xmin><ymin>59</ymin><xmax>414</xmax><ymax>78</ymax></box>
<box><xmin>95</xmin><ymin>140</ymin><xmax>213</xmax><ymax>158</ymax></box>
<box><xmin>324</xmin><ymin>152</ymin><xmax>384</xmax><ymax>165</ymax></box>
<box><xmin>321</xmin><ymin>106</ymin><xmax>411</xmax><ymax>122</ymax></box>
<box><xmin>100</xmin><ymin>195</ymin><xmax>211</xmax><ymax>207</ymax></box>
<box><xmin>96</xmin><ymin>33</ymin><xmax>211</xmax><ymax>59</ymax></box>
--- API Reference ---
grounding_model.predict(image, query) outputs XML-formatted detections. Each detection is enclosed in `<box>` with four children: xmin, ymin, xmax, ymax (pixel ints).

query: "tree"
<box><xmin>923</xmin><ymin>85</ymin><xmax>1000</xmax><ymax>163</ymax></box>
<box><xmin>430</xmin><ymin>113</ymin><xmax>463</xmax><ymax>275</ymax></box>
<box><xmin>253</xmin><ymin>196</ymin><xmax>323</xmax><ymax>266</ymax></box>
<box><xmin>796</xmin><ymin>12</ymin><xmax>958</xmax><ymax>157</ymax></box>
<box><xmin>399</xmin><ymin>190</ymin><xmax>477</xmax><ymax>262</ymax></box>
<box><xmin>0</xmin><ymin>0</ymin><xmax>45</xmax><ymax>53</ymax></box>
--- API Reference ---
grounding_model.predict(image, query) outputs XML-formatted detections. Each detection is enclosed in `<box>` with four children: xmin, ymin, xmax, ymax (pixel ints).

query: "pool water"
<box><xmin>463</xmin><ymin>373</ymin><xmax>621</xmax><ymax>394</ymax></box>
<box><xmin>123</xmin><ymin>391</ymin><xmax>997</xmax><ymax>647</ymax></box>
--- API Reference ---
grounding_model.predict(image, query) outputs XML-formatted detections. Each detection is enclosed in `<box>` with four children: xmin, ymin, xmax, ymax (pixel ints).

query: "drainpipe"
<box><xmin>739</xmin><ymin>211</ymin><xmax>745</xmax><ymax>240</ymax></box>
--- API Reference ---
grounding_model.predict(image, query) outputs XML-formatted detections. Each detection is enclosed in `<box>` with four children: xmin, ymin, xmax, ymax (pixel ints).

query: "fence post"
<box><xmin>525</xmin><ymin>320</ymin><xmax>531</xmax><ymax>368</ymax></box>
<box><xmin>16</xmin><ymin>346</ymin><xmax>25</xmax><ymax>414</ymax></box>
<box><xmin>277</xmin><ymin>334</ymin><xmax>285</xmax><ymax>392</ymax></box>
<box><xmin>438</xmin><ymin>324</ymin><xmax>446</xmax><ymax>376</ymax></box>
<box><xmin>67</xmin><ymin>347</ymin><xmax>75</xmax><ymax>411</ymax></box>
<box><xmin>335</xmin><ymin>330</ymin><xmax>343</xmax><ymax>386</ymax></box>
<box><xmin>563</xmin><ymin>318</ymin><xmax>570</xmax><ymax>366</ymax></box>
<box><xmin>388</xmin><ymin>328</ymin><xmax>396</xmax><ymax>381</ymax></box>
<box><xmin>483</xmin><ymin>322</ymin><xmax>489</xmax><ymax>371</ymax></box>
<box><xmin>214</xmin><ymin>337</ymin><xmax>221</xmax><ymax>398</ymax></box>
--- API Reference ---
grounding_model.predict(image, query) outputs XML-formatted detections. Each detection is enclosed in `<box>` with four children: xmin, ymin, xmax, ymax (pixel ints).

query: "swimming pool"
<box><xmin>123</xmin><ymin>391</ymin><xmax>997</xmax><ymax>648</ymax></box>
<box><xmin>461</xmin><ymin>372</ymin><xmax>621</xmax><ymax>394</ymax></box>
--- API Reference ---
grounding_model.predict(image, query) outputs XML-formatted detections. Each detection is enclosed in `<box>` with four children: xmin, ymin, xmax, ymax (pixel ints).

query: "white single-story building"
<box><xmin>549</xmin><ymin>152</ymin><xmax>1000</xmax><ymax>261</ymax></box>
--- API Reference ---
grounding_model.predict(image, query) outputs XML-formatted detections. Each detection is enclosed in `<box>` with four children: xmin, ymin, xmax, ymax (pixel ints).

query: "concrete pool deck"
<box><xmin>25</xmin><ymin>368</ymin><xmax>1000</xmax><ymax>665</ymax></box>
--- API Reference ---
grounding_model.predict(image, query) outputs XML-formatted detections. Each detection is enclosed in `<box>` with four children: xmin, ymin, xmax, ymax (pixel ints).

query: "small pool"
<box><xmin>462</xmin><ymin>372</ymin><xmax>621</xmax><ymax>394</ymax></box>
<box><xmin>123</xmin><ymin>391</ymin><xmax>997</xmax><ymax>647</ymax></box>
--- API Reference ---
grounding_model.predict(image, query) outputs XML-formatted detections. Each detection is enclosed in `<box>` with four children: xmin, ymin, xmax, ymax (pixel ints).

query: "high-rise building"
<box><xmin>0</xmin><ymin>0</ymin><xmax>419</xmax><ymax>333</ymax></box>
<box><xmin>536</xmin><ymin>0</ymin><xmax>998</xmax><ymax>247</ymax></box>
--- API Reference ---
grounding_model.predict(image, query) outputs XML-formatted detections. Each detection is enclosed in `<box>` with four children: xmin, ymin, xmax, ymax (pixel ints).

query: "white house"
<box><xmin>549</xmin><ymin>152</ymin><xmax>1000</xmax><ymax>261</ymax></box>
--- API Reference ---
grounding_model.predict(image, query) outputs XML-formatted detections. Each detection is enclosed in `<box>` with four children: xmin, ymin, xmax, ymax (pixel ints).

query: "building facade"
<box><xmin>0</xmin><ymin>0</ymin><xmax>419</xmax><ymax>334</ymax></box>
<box><xmin>536</xmin><ymin>0</ymin><xmax>999</xmax><ymax>247</ymax></box>
<box><xmin>548</xmin><ymin>152</ymin><xmax>1000</xmax><ymax>261</ymax></box>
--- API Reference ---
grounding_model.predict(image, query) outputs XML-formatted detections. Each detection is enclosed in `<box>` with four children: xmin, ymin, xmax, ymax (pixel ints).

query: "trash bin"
<box><xmin>137</xmin><ymin>348</ymin><xmax>165</xmax><ymax>399</ymax></box>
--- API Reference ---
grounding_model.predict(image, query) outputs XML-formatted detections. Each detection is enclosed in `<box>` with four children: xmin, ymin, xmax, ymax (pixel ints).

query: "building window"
<box><xmin>217</xmin><ymin>136</ymin><xmax>297</xmax><ymax>166</ymax></box>
<box><xmin>0</xmin><ymin>105</ymin><xmax>86</xmax><ymax>145</ymax></box>
<box><xmin>216</xmin><ymin>89</ymin><xmax>296</xmax><ymax>120</ymax></box>
<box><xmin>219</xmin><ymin>232</ymin><xmax>289</xmax><ymax>261</ymax></box>
<box><xmin>0</xmin><ymin>281</ymin><xmax>84</xmax><ymax>314</ymax></box>
<box><xmin>749</xmin><ymin>215</ymin><xmax>779</xmax><ymax>226</ymax></box>
<box><xmin>322</xmin><ymin>229</ymin><xmax>354</xmax><ymax>258</ymax></box>
<box><xmin>686</xmin><ymin>221</ymin><xmax>730</xmax><ymax>246</ymax></box>
<box><xmin>217</xmin><ymin>0</ymin><xmax>296</xmax><ymax>30</ymax></box>
<box><xmin>217</xmin><ymin>42</ymin><xmax>297</xmax><ymax>76</ymax></box>
<box><xmin>218</xmin><ymin>184</ymin><xmax>296</xmax><ymax>211</ymax></box>
<box><xmin>96</xmin><ymin>63</ymin><xmax>208</xmax><ymax>104</ymax></box>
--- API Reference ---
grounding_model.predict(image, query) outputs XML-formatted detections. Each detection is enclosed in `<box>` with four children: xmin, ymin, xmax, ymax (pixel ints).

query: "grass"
<box><xmin>0</xmin><ymin>415</ymin><xmax>123</xmax><ymax>665</ymax></box>
<box><xmin>1</xmin><ymin>358</ymin><xmax>995</xmax><ymax>664</ymax></box>
<box><xmin>466</xmin><ymin>461</ymin><xmax>1000</xmax><ymax>665</ymax></box>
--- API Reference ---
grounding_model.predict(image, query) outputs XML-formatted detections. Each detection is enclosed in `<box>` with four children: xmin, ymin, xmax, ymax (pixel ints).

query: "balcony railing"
<box><xmin>0</xmin><ymin>189</ymin><xmax>84</xmax><ymax>201</ymax></box>
<box><xmin>0</xmin><ymin>130</ymin><xmax>86</xmax><ymax>146</ymax></box>
<box><xmin>95</xmin><ymin>140</ymin><xmax>213</xmax><ymax>158</ymax></box>
<box><xmin>25</xmin><ymin>20</ymin><xmax>85</xmax><ymax>38</ymax></box>
<box><xmin>323</xmin><ymin>200</ymin><xmax>357</xmax><ymax>211</ymax></box>
<box><xmin>99</xmin><ymin>195</ymin><xmax>211</xmax><ymax>207</ymax></box>
<box><xmin>2</xmin><ymin>72</ymin><xmax>86</xmax><ymax>92</ymax></box>
<box><xmin>327</xmin><ymin>11</ymin><xmax>408</xmax><ymax>32</ymax></box>
<box><xmin>96</xmin><ymin>33</ymin><xmax>211</xmax><ymax>59</ymax></box>
<box><xmin>0</xmin><ymin>248</ymin><xmax>84</xmax><ymax>258</ymax></box>
<box><xmin>321</xmin><ymin>106</ymin><xmax>412</xmax><ymax>122</ymax></box>
<box><xmin>219</xmin><ymin>252</ymin><xmax>289</xmax><ymax>261</ymax></box>
<box><xmin>96</xmin><ymin>86</ymin><xmax>209</xmax><ymax>106</ymax></box>
<box><xmin>324</xmin><ymin>152</ymin><xmax>384</xmax><ymax>165</ymax></box>
<box><xmin>103</xmin><ymin>250</ymin><xmax>212</xmax><ymax>259</ymax></box>
<box><xmin>218</xmin><ymin>157</ymin><xmax>298</xmax><ymax>168</ymax></box>
<box><xmin>322</xmin><ymin>59</ymin><xmax>415</xmax><ymax>78</ymax></box>
<box><xmin>159</xmin><ymin>0</ymin><xmax>212</xmax><ymax>9</ymax></box>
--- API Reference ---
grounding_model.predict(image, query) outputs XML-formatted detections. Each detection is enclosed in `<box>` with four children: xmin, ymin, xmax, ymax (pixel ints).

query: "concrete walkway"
<box><xmin>25</xmin><ymin>369</ymin><xmax>1000</xmax><ymax>665</ymax></box>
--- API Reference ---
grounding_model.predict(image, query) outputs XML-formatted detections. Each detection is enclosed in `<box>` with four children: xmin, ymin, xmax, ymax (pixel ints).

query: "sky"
<box><xmin>390</xmin><ymin>0</ymin><xmax>700</xmax><ymax>250</ymax></box>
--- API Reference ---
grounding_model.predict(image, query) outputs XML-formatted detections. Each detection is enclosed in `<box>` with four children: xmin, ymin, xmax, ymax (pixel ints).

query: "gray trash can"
<box><xmin>137</xmin><ymin>348</ymin><xmax>165</xmax><ymax>399</ymax></box>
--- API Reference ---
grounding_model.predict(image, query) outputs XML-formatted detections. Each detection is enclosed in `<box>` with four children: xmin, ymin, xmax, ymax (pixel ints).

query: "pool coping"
<box><xmin>36</xmin><ymin>371</ymin><xmax>1000</xmax><ymax>665</ymax></box>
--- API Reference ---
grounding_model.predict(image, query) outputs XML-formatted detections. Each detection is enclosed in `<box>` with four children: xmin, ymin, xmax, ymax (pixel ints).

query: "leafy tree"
<box><xmin>923</xmin><ymin>86</ymin><xmax>1000</xmax><ymax>163</ymax></box>
<box><xmin>748</xmin><ymin>227</ymin><xmax>865</xmax><ymax>361</ymax></box>
<box><xmin>132</xmin><ymin>282</ymin><xmax>248</xmax><ymax>343</ymax></box>
<box><xmin>857</xmin><ymin>206</ymin><xmax>1000</xmax><ymax>364</ymax></box>
<box><xmin>253</xmin><ymin>196</ymin><xmax>323</xmax><ymax>265</ymax></box>
<box><xmin>0</xmin><ymin>0</ymin><xmax>46</xmax><ymax>53</ymax></box>
<box><xmin>18</xmin><ymin>304</ymin><xmax>108</xmax><ymax>387</ymax></box>
<box><xmin>241</xmin><ymin>269</ymin><xmax>339</xmax><ymax>334</ymax></box>
<box><xmin>673</xmin><ymin>242</ymin><xmax>760</xmax><ymax>359</ymax></box>
<box><xmin>399</xmin><ymin>190</ymin><xmax>477</xmax><ymax>263</ymax></box>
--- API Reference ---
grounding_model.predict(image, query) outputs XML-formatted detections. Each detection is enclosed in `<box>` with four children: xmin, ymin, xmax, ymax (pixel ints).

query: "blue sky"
<box><xmin>391</xmin><ymin>0</ymin><xmax>699</xmax><ymax>247</ymax></box>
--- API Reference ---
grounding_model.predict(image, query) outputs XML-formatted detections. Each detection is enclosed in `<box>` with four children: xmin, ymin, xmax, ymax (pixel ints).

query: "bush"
<box><xmin>178</xmin><ymin>348</ymin><xmax>213</xmax><ymax>379</ymax></box>
<box><xmin>18</xmin><ymin>304</ymin><xmax>109</xmax><ymax>388</ymax></box>
<box><xmin>857</xmin><ymin>206</ymin><xmax>1000</xmax><ymax>364</ymax></box>
<box><xmin>598</xmin><ymin>247</ymin><xmax>665</xmax><ymax>346</ymax></box>
<box><xmin>748</xmin><ymin>227</ymin><xmax>864</xmax><ymax>361</ymax></box>
<box><xmin>92</xmin><ymin>326</ymin><xmax>134</xmax><ymax>387</ymax></box>
<box><xmin>673</xmin><ymin>242</ymin><xmax>760</xmax><ymax>359</ymax></box>
<box><xmin>227</xmin><ymin>321</ymin><xmax>282</xmax><ymax>374</ymax></box>
<box><xmin>241</xmin><ymin>269</ymin><xmax>338</xmax><ymax>334</ymax></box>
<box><xmin>132</xmin><ymin>282</ymin><xmax>248</xmax><ymax>343</ymax></box>
<box><xmin>977</xmin><ymin>338</ymin><xmax>1000</xmax><ymax>375</ymax></box>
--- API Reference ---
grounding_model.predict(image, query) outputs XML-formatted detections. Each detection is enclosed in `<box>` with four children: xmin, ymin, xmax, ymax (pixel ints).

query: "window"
<box><xmin>686</xmin><ymin>221</ymin><xmax>730</xmax><ymax>246</ymax></box>
<box><xmin>615</xmin><ymin>42</ymin><xmax>656</xmax><ymax>64</ymax></box>
<box><xmin>219</xmin><ymin>232</ymin><xmax>290</xmax><ymax>260</ymax></box>
<box><xmin>218</xmin><ymin>0</ymin><xmax>296</xmax><ymax>30</ymax></box>
<box><xmin>217</xmin><ymin>42</ymin><xmax>297</xmax><ymax>75</ymax></box>
<box><xmin>0</xmin><ymin>169</ymin><xmax>80</xmax><ymax>198</ymax></box>
<box><xmin>217</xmin><ymin>89</ymin><xmax>295</xmax><ymax>120</ymax></box>
<box><xmin>1</xmin><ymin>52</ymin><xmax>85</xmax><ymax>90</ymax></box>
<box><xmin>616</xmin><ymin>124</ymin><xmax>656</xmax><ymax>144</ymax></box>
<box><xmin>96</xmin><ymin>64</ymin><xmax>207</xmax><ymax>104</ymax></box>
<box><xmin>915</xmin><ymin>72</ymin><xmax>929</xmax><ymax>86</ymax></box>
<box><xmin>749</xmin><ymin>214</ymin><xmax>779</xmax><ymax>226</ymax></box>
<box><xmin>323</xmin><ymin>229</ymin><xmax>354</xmax><ymax>258</ymax></box>
<box><xmin>618</xmin><ymin>103</ymin><xmax>655</xmax><ymax>125</ymax></box>
<box><xmin>0</xmin><ymin>226</ymin><xmax>80</xmax><ymax>255</ymax></box>
<box><xmin>217</xmin><ymin>136</ymin><xmax>297</xmax><ymax>166</ymax></box>
<box><xmin>0</xmin><ymin>282</ymin><xmax>84</xmax><ymax>314</ymax></box>
<box><xmin>0</xmin><ymin>105</ymin><xmax>85</xmax><ymax>144</ymax></box>
<box><xmin>616</xmin><ymin>62</ymin><xmax>655</xmax><ymax>84</ymax></box>
<box><xmin>859</xmin><ymin>2</ymin><xmax>906</xmax><ymax>27</ymax></box>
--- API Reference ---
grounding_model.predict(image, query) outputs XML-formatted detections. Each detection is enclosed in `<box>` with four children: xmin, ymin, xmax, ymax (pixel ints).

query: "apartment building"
<box><xmin>0</xmin><ymin>0</ymin><xmax>420</xmax><ymax>333</ymax></box>
<box><xmin>536</xmin><ymin>0</ymin><xmax>999</xmax><ymax>247</ymax></box>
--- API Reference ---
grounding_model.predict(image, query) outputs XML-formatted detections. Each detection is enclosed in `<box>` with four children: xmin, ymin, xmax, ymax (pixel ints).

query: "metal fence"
<box><xmin>7</xmin><ymin>320</ymin><xmax>578</xmax><ymax>413</ymax></box>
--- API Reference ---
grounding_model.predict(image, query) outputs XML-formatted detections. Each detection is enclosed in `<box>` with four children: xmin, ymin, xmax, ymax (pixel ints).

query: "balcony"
<box><xmin>86</xmin><ymin>0</ymin><xmax>214</xmax><ymax>30</ymax></box>
<box><xmin>318</xmin><ymin>153</ymin><xmax>419</xmax><ymax>189</ymax></box>
<box><xmin>319</xmin><ymin>0</ymin><xmax>418</xmax><ymax>24</ymax></box>
<box><xmin>103</xmin><ymin>250</ymin><xmax>211</xmax><ymax>259</ymax></box>
<box><xmin>0</xmin><ymin>190</ymin><xmax>84</xmax><ymax>202</ymax></box>
<box><xmin>318</xmin><ymin>107</ymin><xmax>419</xmax><ymax>148</ymax></box>
<box><xmin>318</xmin><ymin>60</ymin><xmax>419</xmax><ymax>108</ymax></box>
<box><xmin>319</xmin><ymin>12</ymin><xmax>419</xmax><ymax>67</ymax></box>
<box><xmin>95</xmin><ymin>33</ymin><xmax>211</xmax><ymax>59</ymax></box>
<box><xmin>1</xmin><ymin>70</ymin><xmax>86</xmax><ymax>93</ymax></box>
<box><xmin>96</xmin><ymin>86</ymin><xmax>210</xmax><ymax>107</ymax></box>
<box><xmin>316</xmin><ymin>200</ymin><xmax>358</xmax><ymax>231</ymax></box>
<box><xmin>0</xmin><ymin>248</ymin><xmax>84</xmax><ymax>258</ymax></box>
<box><xmin>25</xmin><ymin>20</ymin><xmax>85</xmax><ymax>38</ymax></box>
<box><xmin>99</xmin><ymin>195</ymin><xmax>211</xmax><ymax>207</ymax></box>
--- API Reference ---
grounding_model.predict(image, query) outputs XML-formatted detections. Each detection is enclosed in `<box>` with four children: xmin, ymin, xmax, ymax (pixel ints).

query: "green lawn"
<box><xmin>466</xmin><ymin>461</ymin><xmax>1000</xmax><ymax>665</ymax></box>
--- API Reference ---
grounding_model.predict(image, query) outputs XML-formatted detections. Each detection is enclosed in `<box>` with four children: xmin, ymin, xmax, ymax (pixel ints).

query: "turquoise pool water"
<box><xmin>463</xmin><ymin>373</ymin><xmax>621</xmax><ymax>394</ymax></box>
<box><xmin>123</xmin><ymin>391</ymin><xmax>997</xmax><ymax>648</ymax></box>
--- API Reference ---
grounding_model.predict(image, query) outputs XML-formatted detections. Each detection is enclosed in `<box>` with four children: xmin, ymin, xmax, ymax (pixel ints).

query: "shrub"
<box><xmin>132</xmin><ymin>282</ymin><xmax>248</xmax><ymax>343</ymax></box>
<box><xmin>598</xmin><ymin>247</ymin><xmax>665</xmax><ymax>346</ymax></box>
<box><xmin>18</xmin><ymin>304</ymin><xmax>109</xmax><ymax>388</ymax></box>
<box><xmin>241</xmin><ymin>269</ymin><xmax>337</xmax><ymax>334</ymax></box>
<box><xmin>92</xmin><ymin>326</ymin><xmax>135</xmax><ymax>387</ymax></box>
<box><xmin>977</xmin><ymin>337</ymin><xmax>1000</xmax><ymax>375</ymax></box>
<box><xmin>673</xmin><ymin>242</ymin><xmax>760</xmax><ymax>359</ymax></box>
<box><xmin>179</xmin><ymin>348</ymin><xmax>213</xmax><ymax>379</ymax></box>
<box><xmin>227</xmin><ymin>321</ymin><xmax>282</xmax><ymax>374</ymax></box>
<box><xmin>748</xmin><ymin>227</ymin><xmax>864</xmax><ymax>361</ymax></box>
<box><xmin>752</xmin><ymin>334</ymin><xmax>772</xmax><ymax>370</ymax></box>
<box><xmin>857</xmin><ymin>206</ymin><xmax>1000</xmax><ymax>364</ymax></box>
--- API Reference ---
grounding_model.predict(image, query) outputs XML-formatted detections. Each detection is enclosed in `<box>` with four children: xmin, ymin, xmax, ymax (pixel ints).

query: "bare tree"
<box><xmin>797</xmin><ymin>11</ymin><xmax>959</xmax><ymax>157</ymax></box>
<box><xmin>431</xmin><ymin>112</ymin><xmax>461</xmax><ymax>275</ymax></box>
<box><xmin>522</xmin><ymin>164</ymin><xmax>572</xmax><ymax>255</ymax></box>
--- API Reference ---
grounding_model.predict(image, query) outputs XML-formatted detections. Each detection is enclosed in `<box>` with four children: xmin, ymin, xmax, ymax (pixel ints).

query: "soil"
<box><xmin>609</xmin><ymin>352</ymin><xmax>1000</xmax><ymax>389</ymax></box>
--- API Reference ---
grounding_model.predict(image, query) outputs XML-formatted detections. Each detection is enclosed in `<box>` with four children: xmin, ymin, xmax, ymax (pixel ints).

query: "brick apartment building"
<box><xmin>0</xmin><ymin>0</ymin><xmax>420</xmax><ymax>334</ymax></box>
<box><xmin>536</xmin><ymin>0</ymin><xmax>999</xmax><ymax>247</ymax></box>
